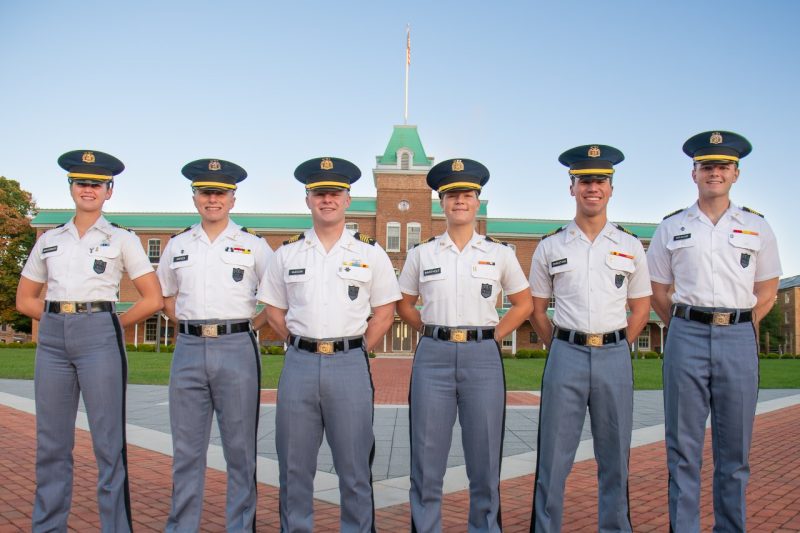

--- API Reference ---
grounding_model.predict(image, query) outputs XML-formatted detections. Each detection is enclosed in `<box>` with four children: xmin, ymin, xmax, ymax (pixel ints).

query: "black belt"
<box><xmin>554</xmin><ymin>326</ymin><xmax>627</xmax><ymax>347</ymax></box>
<box><xmin>289</xmin><ymin>334</ymin><xmax>364</xmax><ymax>355</ymax></box>
<box><xmin>422</xmin><ymin>325</ymin><xmax>495</xmax><ymax>343</ymax></box>
<box><xmin>46</xmin><ymin>301</ymin><xmax>114</xmax><ymax>314</ymax></box>
<box><xmin>180</xmin><ymin>321</ymin><xmax>251</xmax><ymax>337</ymax></box>
<box><xmin>672</xmin><ymin>304</ymin><xmax>752</xmax><ymax>326</ymax></box>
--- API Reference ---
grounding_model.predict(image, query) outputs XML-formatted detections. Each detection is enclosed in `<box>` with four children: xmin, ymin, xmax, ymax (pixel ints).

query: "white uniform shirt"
<box><xmin>157</xmin><ymin>220</ymin><xmax>273</xmax><ymax>320</ymax></box>
<box><xmin>259</xmin><ymin>229</ymin><xmax>401</xmax><ymax>338</ymax></box>
<box><xmin>398</xmin><ymin>231</ymin><xmax>529</xmax><ymax>327</ymax></box>
<box><xmin>647</xmin><ymin>202</ymin><xmax>782</xmax><ymax>309</ymax></box>
<box><xmin>529</xmin><ymin>220</ymin><xmax>651</xmax><ymax>333</ymax></box>
<box><xmin>21</xmin><ymin>215</ymin><xmax>153</xmax><ymax>301</ymax></box>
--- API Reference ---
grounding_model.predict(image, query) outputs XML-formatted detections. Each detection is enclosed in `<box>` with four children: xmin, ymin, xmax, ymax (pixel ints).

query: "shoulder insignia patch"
<box><xmin>613</xmin><ymin>223</ymin><xmax>639</xmax><ymax>239</ymax></box>
<box><xmin>742</xmin><ymin>206</ymin><xmax>765</xmax><ymax>218</ymax></box>
<box><xmin>662</xmin><ymin>208</ymin><xmax>685</xmax><ymax>220</ymax></box>
<box><xmin>241</xmin><ymin>227</ymin><xmax>258</xmax><ymax>235</ymax></box>
<box><xmin>353</xmin><ymin>232</ymin><xmax>376</xmax><ymax>246</ymax></box>
<box><xmin>485</xmin><ymin>235</ymin><xmax>509</xmax><ymax>246</ymax></box>
<box><xmin>541</xmin><ymin>225</ymin><xmax>566</xmax><ymax>241</ymax></box>
<box><xmin>110</xmin><ymin>222</ymin><xmax>132</xmax><ymax>232</ymax></box>
<box><xmin>171</xmin><ymin>226</ymin><xmax>192</xmax><ymax>238</ymax></box>
<box><xmin>282</xmin><ymin>233</ymin><xmax>305</xmax><ymax>246</ymax></box>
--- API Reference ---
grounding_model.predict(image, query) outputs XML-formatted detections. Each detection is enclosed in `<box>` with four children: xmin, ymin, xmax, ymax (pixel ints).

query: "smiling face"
<box><xmin>440</xmin><ymin>189</ymin><xmax>480</xmax><ymax>228</ymax></box>
<box><xmin>192</xmin><ymin>189</ymin><xmax>235</xmax><ymax>223</ymax></box>
<box><xmin>305</xmin><ymin>188</ymin><xmax>351</xmax><ymax>229</ymax></box>
<box><xmin>570</xmin><ymin>176</ymin><xmax>612</xmax><ymax>218</ymax></box>
<box><xmin>692</xmin><ymin>161</ymin><xmax>739</xmax><ymax>201</ymax></box>
<box><xmin>70</xmin><ymin>181</ymin><xmax>113</xmax><ymax>213</ymax></box>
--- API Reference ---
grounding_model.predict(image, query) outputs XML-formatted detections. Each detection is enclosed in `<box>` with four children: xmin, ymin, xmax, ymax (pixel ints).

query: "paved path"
<box><xmin>1</xmin><ymin>373</ymin><xmax>799</xmax><ymax>531</ymax></box>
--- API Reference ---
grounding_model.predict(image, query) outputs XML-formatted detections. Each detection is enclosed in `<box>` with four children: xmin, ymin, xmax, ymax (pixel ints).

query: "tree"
<box><xmin>758</xmin><ymin>301</ymin><xmax>783</xmax><ymax>354</ymax></box>
<box><xmin>0</xmin><ymin>177</ymin><xmax>37</xmax><ymax>333</ymax></box>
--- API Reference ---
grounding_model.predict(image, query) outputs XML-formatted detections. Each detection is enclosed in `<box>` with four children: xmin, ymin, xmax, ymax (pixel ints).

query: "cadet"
<box><xmin>257</xmin><ymin>157</ymin><xmax>400</xmax><ymax>532</ymax></box>
<box><xmin>647</xmin><ymin>131</ymin><xmax>782</xmax><ymax>531</ymax></box>
<box><xmin>528</xmin><ymin>145</ymin><xmax>651</xmax><ymax>532</ymax></box>
<box><xmin>157</xmin><ymin>158</ymin><xmax>273</xmax><ymax>532</ymax></box>
<box><xmin>397</xmin><ymin>158</ymin><xmax>532</xmax><ymax>532</ymax></box>
<box><xmin>16</xmin><ymin>150</ymin><xmax>163</xmax><ymax>532</ymax></box>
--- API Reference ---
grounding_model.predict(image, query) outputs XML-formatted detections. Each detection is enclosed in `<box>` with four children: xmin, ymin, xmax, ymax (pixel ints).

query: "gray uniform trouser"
<box><xmin>276</xmin><ymin>341</ymin><xmax>376</xmax><ymax>533</ymax></box>
<box><xmin>166</xmin><ymin>327</ymin><xmax>261</xmax><ymax>533</ymax></box>
<box><xmin>664</xmin><ymin>313</ymin><xmax>758</xmax><ymax>533</ymax></box>
<box><xmin>32</xmin><ymin>311</ymin><xmax>132</xmax><ymax>533</ymax></box>
<box><xmin>532</xmin><ymin>337</ymin><xmax>633</xmax><ymax>533</ymax></box>
<box><xmin>409</xmin><ymin>334</ymin><xmax>505</xmax><ymax>533</ymax></box>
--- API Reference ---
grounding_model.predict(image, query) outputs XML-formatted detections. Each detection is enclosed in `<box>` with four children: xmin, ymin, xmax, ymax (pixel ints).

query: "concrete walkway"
<box><xmin>2</xmin><ymin>369</ymin><xmax>799</xmax><ymax>531</ymax></box>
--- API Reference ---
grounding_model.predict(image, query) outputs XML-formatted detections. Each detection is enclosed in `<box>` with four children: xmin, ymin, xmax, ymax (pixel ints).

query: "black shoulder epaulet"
<box><xmin>171</xmin><ymin>226</ymin><xmax>192</xmax><ymax>238</ymax></box>
<box><xmin>541</xmin><ymin>225</ymin><xmax>566</xmax><ymax>241</ymax></box>
<box><xmin>241</xmin><ymin>226</ymin><xmax>258</xmax><ymax>235</ymax></box>
<box><xmin>742</xmin><ymin>206</ymin><xmax>765</xmax><ymax>218</ymax></box>
<box><xmin>485</xmin><ymin>235</ymin><xmax>509</xmax><ymax>246</ymax></box>
<box><xmin>662</xmin><ymin>208</ymin><xmax>685</xmax><ymax>220</ymax></box>
<box><xmin>55</xmin><ymin>223</ymin><xmax>66</xmax><ymax>228</ymax></box>
<box><xmin>282</xmin><ymin>233</ymin><xmax>305</xmax><ymax>246</ymax></box>
<box><xmin>412</xmin><ymin>236</ymin><xmax>436</xmax><ymax>249</ymax></box>
<box><xmin>613</xmin><ymin>223</ymin><xmax>639</xmax><ymax>239</ymax></box>
<box><xmin>353</xmin><ymin>232</ymin><xmax>376</xmax><ymax>246</ymax></box>
<box><xmin>110</xmin><ymin>222</ymin><xmax>132</xmax><ymax>232</ymax></box>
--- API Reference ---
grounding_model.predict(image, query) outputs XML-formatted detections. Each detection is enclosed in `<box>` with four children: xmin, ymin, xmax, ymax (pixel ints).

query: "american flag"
<box><xmin>406</xmin><ymin>27</ymin><xmax>411</xmax><ymax>66</ymax></box>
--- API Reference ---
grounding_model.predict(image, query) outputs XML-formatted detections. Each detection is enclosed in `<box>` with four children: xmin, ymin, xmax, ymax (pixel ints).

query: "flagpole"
<box><xmin>404</xmin><ymin>25</ymin><xmax>410</xmax><ymax>125</ymax></box>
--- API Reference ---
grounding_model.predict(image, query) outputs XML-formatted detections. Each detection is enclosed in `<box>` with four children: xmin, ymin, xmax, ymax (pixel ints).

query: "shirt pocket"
<box><xmin>284</xmin><ymin>267</ymin><xmax>313</xmax><ymax>305</ymax></box>
<box><xmin>728</xmin><ymin>232</ymin><xmax>761</xmax><ymax>271</ymax></box>
<box><xmin>337</xmin><ymin>266</ymin><xmax>372</xmax><ymax>303</ymax></box>
<box><xmin>88</xmin><ymin>246</ymin><xmax>121</xmax><ymax>277</ymax></box>
<box><xmin>471</xmin><ymin>263</ymin><xmax>500</xmax><ymax>300</ymax></box>
<box><xmin>548</xmin><ymin>258</ymin><xmax>578</xmax><ymax>298</ymax></box>
<box><xmin>419</xmin><ymin>264</ymin><xmax>447</xmax><ymax>302</ymax></box>
<box><xmin>221</xmin><ymin>252</ymin><xmax>256</xmax><ymax>285</ymax></box>
<box><xmin>605</xmin><ymin>253</ymin><xmax>635</xmax><ymax>290</ymax></box>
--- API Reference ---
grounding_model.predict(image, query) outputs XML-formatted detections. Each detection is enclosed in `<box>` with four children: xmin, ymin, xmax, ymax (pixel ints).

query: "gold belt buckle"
<box><xmin>450</xmin><ymin>329</ymin><xmax>468</xmax><ymax>343</ymax></box>
<box><xmin>712</xmin><ymin>312</ymin><xmax>731</xmax><ymax>326</ymax></box>
<box><xmin>316</xmin><ymin>341</ymin><xmax>335</xmax><ymax>355</ymax></box>
<box><xmin>60</xmin><ymin>302</ymin><xmax>76</xmax><ymax>314</ymax></box>
<box><xmin>201</xmin><ymin>324</ymin><xmax>219</xmax><ymax>337</ymax></box>
<box><xmin>586</xmin><ymin>334</ymin><xmax>603</xmax><ymax>347</ymax></box>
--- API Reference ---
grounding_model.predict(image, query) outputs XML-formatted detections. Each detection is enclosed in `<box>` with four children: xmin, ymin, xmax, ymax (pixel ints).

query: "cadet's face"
<box><xmin>440</xmin><ymin>190</ymin><xmax>480</xmax><ymax>226</ymax></box>
<box><xmin>70</xmin><ymin>181</ymin><xmax>112</xmax><ymax>212</ymax></box>
<box><xmin>305</xmin><ymin>189</ymin><xmax>351</xmax><ymax>227</ymax></box>
<box><xmin>692</xmin><ymin>162</ymin><xmax>739</xmax><ymax>200</ymax></box>
<box><xmin>192</xmin><ymin>189</ymin><xmax>235</xmax><ymax>222</ymax></box>
<box><xmin>570</xmin><ymin>176</ymin><xmax>612</xmax><ymax>217</ymax></box>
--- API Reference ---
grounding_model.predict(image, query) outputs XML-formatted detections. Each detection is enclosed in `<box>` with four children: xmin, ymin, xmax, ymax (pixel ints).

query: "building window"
<box><xmin>406</xmin><ymin>222</ymin><xmax>421</xmax><ymax>251</ymax></box>
<box><xmin>502</xmin><ymin>334</ymin><xmax>513</xmax><ymax>348</ymax></box>
<box><xmin>786</xmin><ymin>312</ymin><xmax>790</xmax><ymax>325</ymax></box>
<box><xmin>548</xmin><ymin>296</ymin><xmax>556</xmax><ymax>309</ymax></box>
<box><xmin>786</xmin><ymin>293</ymin><xmax>790</xmax><ymax>304</ymax></box>
<box><xmin>386</xmin><ymin>222</ymin><xmax>401</xmax><ymax>252</ymax></box>
<box><xmin>400</xmin><ymin>152</ymin><xmax>410</xmax><ymax>170</ymax></box>
<box><xmin>345</xmin><ymin>222</ymin><xmax>359</xmax><ymax>233</ymax></box>
<box><xmin>637</xmin><ymin>325</ymin><xmax>650</xmax><ymax>351</ymax></box>
<box><xmin>144</xmin><ymin>318</ymin><xmax>158</xmax><ymax>343</ymax></box>
<box><xmin>530</xmin><ymin>331</ymin><xmax>539</xmax><ymax>344</ymax></box>
<box><xmin>148</xmin><ymin>239</ymin><xmax>161</xmax><ymax>263</ymax></box>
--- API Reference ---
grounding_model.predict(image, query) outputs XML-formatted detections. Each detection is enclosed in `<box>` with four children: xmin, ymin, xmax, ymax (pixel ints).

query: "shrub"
<box><xmin>368</xmin><ymin>351</ymin><xmax>377</xmax><ymax>358</ymax></box>
<box><xmin>515</xmin><ymin>349</ymin><xmax>533</xmax><ymax>359</ymax></box>
<box><xmin>137</xmin><ymin>344</ymin><xmax>156</xmax><ymax>352</ymax></box>
<box><xmin>267</xmin><ymin>345</ymin><xmax>285</xmax><ymax>355</ymax></box>
<box><xmin>19</xmin><ymin>342</ymin><xmax>37</xmax><ymax>349</ymax></box>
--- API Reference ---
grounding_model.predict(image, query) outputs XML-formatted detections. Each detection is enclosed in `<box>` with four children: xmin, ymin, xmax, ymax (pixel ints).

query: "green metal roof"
<box><xmin>377</xmin><ymin>125</ymin><xmax>431</xmax><ymax>166</ymax></box>
<box><xmin>487</xmin><ymin>218</ymin><xmax>656</xmax><ymax>239</ymax></box>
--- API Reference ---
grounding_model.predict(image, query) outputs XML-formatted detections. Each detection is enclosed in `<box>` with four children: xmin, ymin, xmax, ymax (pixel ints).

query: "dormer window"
<box><xmin>398</xmin><ymin>149</ymin><xmax>412</xmax><ymax>170</ymax></box>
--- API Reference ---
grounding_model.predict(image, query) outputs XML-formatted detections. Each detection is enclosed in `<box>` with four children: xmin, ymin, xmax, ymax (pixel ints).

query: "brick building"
<box><xmin>29</xmin><ymin>125</ymin><xmax>666</xmax><ymax>354</ymax></box>
<box><xmin>778</xmin><ymin>275</ymin><xmax>800</xmax><ymax>355</ymax></box>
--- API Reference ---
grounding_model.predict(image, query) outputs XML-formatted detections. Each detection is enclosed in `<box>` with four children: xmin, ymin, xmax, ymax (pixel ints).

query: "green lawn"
<box><xmin>2</xmin><ymin>348</ymin><xmax>800</xmax><ymax>390</ymax></box>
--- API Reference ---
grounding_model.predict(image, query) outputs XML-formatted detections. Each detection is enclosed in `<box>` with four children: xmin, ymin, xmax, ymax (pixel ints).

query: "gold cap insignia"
<box><xmin>208</xmin><ymin>160</ymin><xmax>222</xmax><ymax>171</ymax></box>
<box><xmin>82</xmin><ymin>151</ymin><xmax>96</xmax><ymax>164</ymax></box>
<box><xmin>320</xmin><ymin>158</ymin><xmax>334</xmax><ymax>170</ymax></box>
<box><xmin>452</xmin><ymin>159</ymin><xmax>465</xmax><ymax>172</ymax></box>
<box><xmin>588</xmin><ymin>146</ymin><xmax>601</xmax><ymax>158</ymax></box>
<box><xmin>710</xmin><ymin>132</ymin><xmax>723</xmax><ymax>144</ymax></box>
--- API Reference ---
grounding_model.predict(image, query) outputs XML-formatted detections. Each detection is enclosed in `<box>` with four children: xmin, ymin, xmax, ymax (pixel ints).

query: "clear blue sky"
<box><xmin>2</xmin><ymin>0</ymin><xmax>798</xmax><ymax>274</ymax></box>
